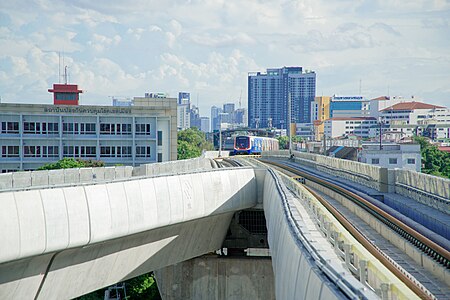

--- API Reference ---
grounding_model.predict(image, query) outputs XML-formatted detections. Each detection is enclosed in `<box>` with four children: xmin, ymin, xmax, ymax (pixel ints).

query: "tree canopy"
<box><xmin>177</xmin><ymin>127</ymin><xmax>213</xmax><ymax>160</ymax></box>
<box><xmin>276</xmin><ymin>135</ymin><xmax>303</xmax><ymax>150</ymax></box>
<box><xmin>413</xmin><ymin>136</ymin><xmax>450</xmax><ymax>179</ymax></box>
<box><xmin>37</xmin><ymin>158</ymin><xmax>105</xmax><ymax>170</ymax></box>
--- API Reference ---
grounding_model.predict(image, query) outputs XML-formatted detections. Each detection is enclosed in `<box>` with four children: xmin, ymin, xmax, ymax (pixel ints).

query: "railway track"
<box><xmin>259</xmin><ymin>158</ymin><xmax>450</xmax><ymax>300</ymax></box>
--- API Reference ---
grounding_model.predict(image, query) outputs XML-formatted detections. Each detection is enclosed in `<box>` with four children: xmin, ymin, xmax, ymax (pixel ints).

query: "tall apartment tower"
<box><xmin>248</xmin><ymin>66</ymin><xmax>316</xmax><ymax>129</ymax></box>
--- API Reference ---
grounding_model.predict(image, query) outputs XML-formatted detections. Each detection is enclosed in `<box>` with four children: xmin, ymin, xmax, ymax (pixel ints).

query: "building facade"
<box><xmin>200</xmin><ymin>117</ymin><xmax>210</xmax><ymax>133</ymax></box>
<box><xmin>0</xmin><ymin>97</ymin><xmax>177</xmax><ymax>173</ymax></box>
<box><xmin>380</xmin><ymin>101</ymin><xmax>450</xmax><ymax>142</ymax></box>
<box><xmin>248</xmin><ymin>66</ymin><xmax>316</xmax><ymax>130</ymax></box>
<box><xmin>329</xmin><ymin>95</ymin><xmax>370</xmax><ymax>118</ymax></box>
<box><xmin>311</xmin><ymin>96</ymin><xmax>331</xmax><ymax>141</ymax></box>
<box><xmin>211</xmin><ymin>106</ymin><xmax>223</xmax><ymax>132</ymax></box>
<box><xmin>359</xmin><ymin>143</ymin><xmax>421</xmax><ymax>171</ymax></box>
<box><xmin>324</xmin><ymin>117</ymin><xmax>378</xmax><ymax>139</ymax></box>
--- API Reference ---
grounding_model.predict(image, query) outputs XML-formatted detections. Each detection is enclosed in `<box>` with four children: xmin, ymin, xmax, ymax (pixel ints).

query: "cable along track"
<box><xmin>260</xmin><ymin>158</ymin><xmax>450</xmax><ymax>300</ymax></box>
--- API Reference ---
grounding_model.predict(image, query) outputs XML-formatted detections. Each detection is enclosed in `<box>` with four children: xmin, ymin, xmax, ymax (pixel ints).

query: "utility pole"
<box><xmin>288</xmin><ymin>93</ymin><xmax>292</xmax><ymax>156</ymax></box>
<box><xmin>379</xmin><ymin>119</ymin><xmax>383</xmax><ymax>150</ymax></box>
<box><xmin>219</xmin><ymin>115</ymin><xmax>222</xmax><ymax>158</ymax></box>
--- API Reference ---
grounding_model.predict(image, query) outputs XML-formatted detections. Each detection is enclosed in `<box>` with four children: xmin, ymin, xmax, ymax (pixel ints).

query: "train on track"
<box><xmin>232</xmin><ymin>135</ymin><xmax>279</xmax><ymax>155</ymax></box>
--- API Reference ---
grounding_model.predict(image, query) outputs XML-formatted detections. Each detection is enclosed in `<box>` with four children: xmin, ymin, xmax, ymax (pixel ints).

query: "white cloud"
<box><xmin>0</xmin><ymin>0</ymin><xmax>449</xmax><ymax>110</ymax></box>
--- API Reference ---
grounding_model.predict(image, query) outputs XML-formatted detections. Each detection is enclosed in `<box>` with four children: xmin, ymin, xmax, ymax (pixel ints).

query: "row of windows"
<box><xmin>63</xmin><ymin>123</ymin><xmax>96</xmax><ymax>134</ymax></box>
<box><xmin>24</xmin><ymin>122</ymin><xmax>59</xmax><ymax>134</ymax></box>
<box><xmin>63</xmin><ymin>146</ymin><xmax>96</xmax><ymax>158</ymax></box>
<box><xmin>99</xmin><ymin>146</ymin><xmax>132</xmax><ymax>157</ymax></box>
<box><xmin>1</xmin><ymin>121</ymin><xmax>19</xmax><ymax>133</ymax></box>
<box><xmin>2</xmin><ymin>145</ymin><xmax>157</xmax><ymax>159</ymax></box>
<box><xmin>371</xmin><ymin>158</ymin><xmax>415</xmax><ymax>165</ymax></box>
<box><xmin>55</xmin><ymin>93</ymin><xmax>77</xmax><ymax>101</ymax></box>
<box><xmin>23</xmin><ymin>146</ymin><xmax>59</xmax><ymax>158</ymax></box>
<box><xmin>1</xmin><ymin>121</ymin><xmax>154</xmax><ymax>136</ymax></box>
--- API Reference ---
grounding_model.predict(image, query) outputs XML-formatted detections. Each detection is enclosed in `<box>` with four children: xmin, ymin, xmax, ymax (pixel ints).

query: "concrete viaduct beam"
<box><xmin>0</xmin><ymin>168</ymin><xmax>257</xmax><ymax>299</ymax></box>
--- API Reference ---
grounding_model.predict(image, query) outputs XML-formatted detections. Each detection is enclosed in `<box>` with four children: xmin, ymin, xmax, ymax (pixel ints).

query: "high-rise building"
<box><xmin>177</xmin><ymin>92</ymin><xmax>191</xmax><ymax>130</ymax></box>
<box><xmin>200</xmin><ymin>117</ymin><xmax>210</xmax><ymax>133</ymax></box>
<box><xmin>223</xmin><ymin>103</ymin><xmax>235</xmax><ymax>114</ymax></box>
<box><xmin>312</xmin><ymin>96</ymin><xmax>331</xmax><ymax>141</ymax></box>
<box><xmin>178</xmin><ymin>92</ymin><xmax>190</xmax><ymax>105</ymax></box>
<box><xmin>211</xmin><ymin>106</ymin><xmax>223</xmax><ymax>131</ymax></box>
<box><xmin>248</xmin><ymin>66</ymin><xmax>316</xmax><ymax>130</ymax></box>
<box><xmin>190</xmin><ymin>105</ymin><xmax>201</xmax><ymax>129</ymax></box>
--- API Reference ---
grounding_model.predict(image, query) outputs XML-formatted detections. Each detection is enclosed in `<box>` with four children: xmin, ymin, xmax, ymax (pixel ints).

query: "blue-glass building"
<box><xmin>248</xmin><ymin>66</ymin><xmax>316</xmax><ymax>129</ymax></box>
<box><xmin>329</xmin><ymin>95</ymin><xmax>370</xmax><ymax>118</ymax></box>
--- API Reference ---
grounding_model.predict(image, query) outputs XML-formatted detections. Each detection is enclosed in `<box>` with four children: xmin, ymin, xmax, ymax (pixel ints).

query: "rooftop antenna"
<box><xmin>359</xmin><ymin>79</ymin><xmax>362</xmax><ymax>95</ymax></box>
<box><xmin>58</xmin><ymin>52</ymin><xmax>61</xmax><ymax>83</ymax></box>
<box><xmin>197</xmin><ymin>93</ymin><xmax>199</xmax><ymax>108</ymax></box>
<box><xmin>239</xmin><ymin>89</ymin><xmax>242</xmax><ymax>109</ymax></box>
<box><xmin>64</xmin><ymin>66</ymin><xmax>68</xmax><ymax>84</ymax></box>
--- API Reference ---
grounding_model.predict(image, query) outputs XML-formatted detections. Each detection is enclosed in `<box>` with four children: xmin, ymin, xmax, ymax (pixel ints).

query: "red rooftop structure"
<box><xmin>48</xmin><ymin>83</ymin><xmax>83</xmax><ymax>106</ymax></box>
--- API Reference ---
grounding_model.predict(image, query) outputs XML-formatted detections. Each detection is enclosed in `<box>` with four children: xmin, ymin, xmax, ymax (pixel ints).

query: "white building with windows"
<box><xmin>0</xmin><ymin>96</ymin><xmax>177</xmax><ymax>173</ymax></box>
<box><xmin>379</xmin><ymin>101</ymin><xmax>450</xmax><ymax>142</ymax></box>
<box><xmin>359</xmin><ymin>143</ymin><xmax>421</xmax><ymax>171</ymax></box>
<box><xmin>324</xmin><ymin>117</ymin><xmax>378</xmax><ymax>139</ymax></box>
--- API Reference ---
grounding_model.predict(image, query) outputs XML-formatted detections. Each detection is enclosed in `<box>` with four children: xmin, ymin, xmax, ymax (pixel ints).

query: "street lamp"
<box><xmin>378</xmin><ymin>118</ymin><xmax>384</xmax><ymax>150</ymax></box>
<box><xmin>218</xmin><ymin>113</ymin><xmax>226</xmax><ymax>157</ymax></box>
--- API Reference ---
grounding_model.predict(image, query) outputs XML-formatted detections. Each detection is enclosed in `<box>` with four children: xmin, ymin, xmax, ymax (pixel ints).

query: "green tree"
<box><xmin>276</xmin><ymin>135</ymin><xmax>303</xmax><ymax>150</ymax></box>
<box><xmin>37</xmin><ymin>158</ymin><xmax>105</xmax><ymax>170</ymax></box>
<box><xmin>177</xmin><ymin>140</ymin><xmax>201</xmax><ymax>159</ymax></box>
<box><xmin>413</xmin><ymin>136</ymin><xmax>450</xmax><ymax>179</ymax></box>
<box><xmin>177</xmin><ymin>127</ymin><xmax>213</xmax><ymax>160</ymax></box>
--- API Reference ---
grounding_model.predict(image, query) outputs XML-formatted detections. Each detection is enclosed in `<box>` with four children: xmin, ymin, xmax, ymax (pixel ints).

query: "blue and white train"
<box><xmin>233</xmin><ymin>135</ymin><xmax>279</xmax><ymax>155</ymax></box>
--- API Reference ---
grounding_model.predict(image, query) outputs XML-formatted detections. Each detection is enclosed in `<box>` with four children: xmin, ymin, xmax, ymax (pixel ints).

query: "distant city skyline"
<box><xmin>1</xmin><ymin>1</ymin><xmax>449</xmax><ymax>116</ymax></box>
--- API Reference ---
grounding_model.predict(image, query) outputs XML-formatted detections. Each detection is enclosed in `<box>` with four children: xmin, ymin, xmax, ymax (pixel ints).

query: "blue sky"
<box><xmin>1</xmin><ymin>0</ymin><xmax>449</xmax><ymax>116</ymax></box>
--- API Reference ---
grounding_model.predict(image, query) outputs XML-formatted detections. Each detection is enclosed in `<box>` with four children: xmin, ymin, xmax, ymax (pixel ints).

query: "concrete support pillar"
<box><xmin>155</xmin><ymin>255</ymin><xmax>275</xmax><ymax>300</ymax></box>
<box><xmin>380</xmin><ymin>283</ymin><xmax>390</xmax><ymax>299</ymax></box>
<box><xmin>359</xmin><ymin>260</ymin><xmax>367</xmax><ymax>284</ymax></box>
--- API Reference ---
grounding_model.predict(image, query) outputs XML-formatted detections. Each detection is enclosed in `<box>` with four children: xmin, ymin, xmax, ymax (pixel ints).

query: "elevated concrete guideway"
<box><xmin>0</xmin><ymin>154</ymin><xmax>433</xmax><ymax>299</ymax></box>
<box><xmin>0</xmin><ymin>165</ymin><xmax>258</xmax><ymax>299</ymax></box>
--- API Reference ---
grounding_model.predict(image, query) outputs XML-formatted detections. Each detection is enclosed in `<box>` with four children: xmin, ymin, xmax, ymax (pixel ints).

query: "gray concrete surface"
<box><xmin>263</xmin><ymin>150</ymin><xmax>449</xmax><ymax>211</ymax></box>
<box><xmin>155</xmin><ymin>256</ymin><xmax>275</xmax><ymax>300</ymax></box>
<box><xmin>263</xmin><ymin>169</ymin><xmax>376</xmax><ymax>300</ymax></box>
<box><xmin>0</xmin><ymin>168</ymin><xmax>257</xmax><ymax>299</ymax></box>
<box><xmin>0</xmin><ymin>157</ymin><xmax>212</xmax><ymax>191</ymax></box>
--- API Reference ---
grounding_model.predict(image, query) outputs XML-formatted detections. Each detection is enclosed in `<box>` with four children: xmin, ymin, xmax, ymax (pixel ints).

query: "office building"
<box><xmin>380</xmin><ymin>101</ymin><xmax>450</xmax><ymax>142</ymax></box>
<box><xmin>0</xmin><ymin>91</ymin><xmax>177</xmax><ymax>173</ymax></box>
<box><xmin>200</xmin><ymin>117</ymin><xmax>210</xmax><ymax>133</ymax></box>
<box><xmin>311</xmin><ymin>96</ymin><xmax>331</xmax><ymax>141</ymax></box>
<box><xmin>178</xmin><ymin>92</ymin><xmax>190</xmax><ymax>105</ymax></box>
<box><xmin>190</xmin><ymin>105</ymin><xmax>201</xmax><ymax>129</ymax></box>
<box><xmin>248</xmin><ymin>66</ymin><xmax>316</xmax><ymax>130</ymax></box>
<box><xmin>329</xmin><ymin>95</ymin><xmax>370</xmax><ymax>118</ymax></box>
<box><xmin>359</xmin><ymin>143</ymin><xmax>421</xmax><ymax>172</ymax></box>
<box><xmin>177</xmin><ymin>92</ymin><xmax>191</xmax><ymax>130</ymax></box>
<box><xmin>211</xmin><ymin>106</ymin><xmax>223</xmax><ymax>131</ymax></box>
<box><xmin>324</xmin><ymin>117</ymin><xmax>378</xmax><ymax>139</ymax></box>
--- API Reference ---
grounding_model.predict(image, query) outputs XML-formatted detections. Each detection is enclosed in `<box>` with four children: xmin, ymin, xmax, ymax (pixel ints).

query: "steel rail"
<box><xmin>260</xmin><ymin>158</ymin><xmax>450</xmax><ymax>300</ymax></box>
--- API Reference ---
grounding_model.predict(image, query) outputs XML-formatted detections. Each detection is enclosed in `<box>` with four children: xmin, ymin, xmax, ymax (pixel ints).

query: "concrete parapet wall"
<box><xmin>395</xmin><ymin>169</ymin><xmax>450</xmax><ymax>214</ymax></box>
<box><xmin>0</xmin><ymin>157</ymin><xmax>213</xmax><ymax>191</ymax></box>
<box><xmin>263</xmin><ymin>150</ymin><xmax>384</xmax><ymax>191</ymax></box>
<box><xmin>132</xmin><ymin>157</ymin><xmax>213</xmax><ymax>177</ymax></box>
<box><xmin>263</xmin><ymin>169</ymin><xmax>371</xmax><ymax>300</ymax></box>
<box><xmin>155</xmin><ymin>256</ymin><xmax>275</xmax><ymax>300</ymax></box>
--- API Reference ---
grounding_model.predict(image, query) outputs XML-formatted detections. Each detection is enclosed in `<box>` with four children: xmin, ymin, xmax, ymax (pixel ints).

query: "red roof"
<box><xmin>382</xmin><ymin>101</ymin><xmax>445</xmax><ymax>111</ymax></box>
<box><xmin>438</xmin><ymin>146</ymin><xmax>450</xmax><ymax>153</ymax></box>
<box><xmin>371</xmin><ymin>96</ymin><xmax>390</xmax><ymax>101</ymax></box>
